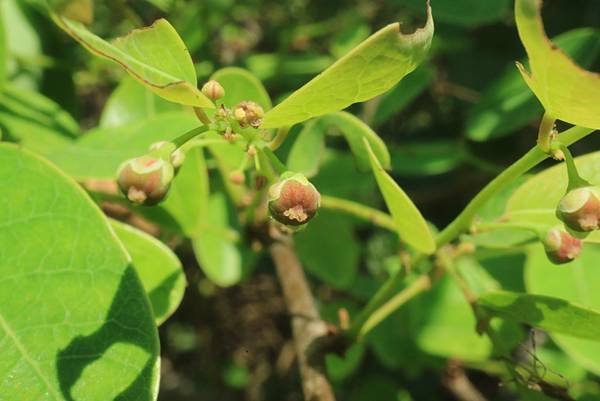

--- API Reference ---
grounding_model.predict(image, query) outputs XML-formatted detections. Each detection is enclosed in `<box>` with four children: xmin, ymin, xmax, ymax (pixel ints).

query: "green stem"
<box><xmin>554</xmin><ymin>142</ymin><xmax>590</xmax><ymax>191</ymax></box>
<box><xmin>436</xmin><ymin>125</ymin><xmax>594</xmax><ymax>248</ymax></box>
<box><xmin>320</xmin><ymin>195</ymin><xmax>396</xmax><ymax>232</ymax></box>
<box><xmin>473</xmin><ymin>221</ymin><xmax>548</xmax><ymax>238</ymax></box>
<box><xmin>269</xmin><ymin>126</ymin><xmax>290</xmax><ymax>150</ymax></box>
<box><xmin>536</xmin><ymin>112</ymin><xmax>556</xmax><ymax>154</ymax></box>
<box><xmin>261</xmin><ymin>147</ymin><xmax>287</xmax><ymax>175</ymax></box>
<box><xmin>172</xmin><ymin>126</ymin><xmax>210</xmax><ymax>148</ymax></box>
<box><xmin>254</xmin><ymin>151</ymin><xmax>276</xmax><ymax>184</ymax></box>
<box><xmin>193</xmin><ymin>107</ymin><xmax>212</xmax><ymax>125</ymax></box>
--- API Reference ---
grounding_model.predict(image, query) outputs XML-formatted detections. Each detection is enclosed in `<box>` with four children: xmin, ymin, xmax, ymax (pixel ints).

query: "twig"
<box><xmin>269</xmin><ymin>236</ymin><xmax>336</xmax><ymax>401</ymax></box>
<box><xmin>443</xmin><ymin>360</ymin><xmax>488</xmax><ymax>401</ymax></box>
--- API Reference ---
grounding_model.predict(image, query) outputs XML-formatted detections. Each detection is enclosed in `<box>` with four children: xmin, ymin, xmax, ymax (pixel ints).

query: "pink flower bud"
<box><xmin>117</xmin><ymin>155</ymin><xmax>174</xmax><ymax>205</ymax></box>
<box><xmin>268</xmin><ymin>173</ymin><xmax>320</xmax><ymax>226</ymax></box>
<box><xmin>234</xmin><ymin>101</ymin><xmax>264</xmax><ymax>128</ymax></box>
<box><xmin>201</xmin><ymin>80</ymin><xmax>225</xmax><ymax>101</ymax></box>
<box><xmin>557</xmin><ymin>186</ymin><xmax>600</xmax><ymax>232</ymax></box>
<box><xmin>543</xmin><ymin>227</ymin><xmax>583</xmax><ymax>265</ymax></box>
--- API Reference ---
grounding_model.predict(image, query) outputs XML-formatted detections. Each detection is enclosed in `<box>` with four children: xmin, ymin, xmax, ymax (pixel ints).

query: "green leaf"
<box><xmin>322</xmin><ymin>111</ymin><xmax>391</xmax><ymax>170</ymax></box>
<box><xmin>192</xmin><ymin>194</ymin><xmax>243</xmax><ymax>287</ymax></box>
<box><xmin>47</xmin><ymin>0</ymin><xmax>93</xmax><ymax>23</ymax></box>
<box><xmin>365</xmin><ymin>140</ymin><xmax>435</xmax><ymax>254</ymax></box>
<box><xmin>160</xmin><ymin>146</ymin><xmax>209</xmax><ymax>236</ymax></box>
<box><xmin>526</xmin><ymin>244</ymin><xmax>600</xmax><ymax>375</ymax></box>
<box><xmin>286</xmin><ymin>119</ymin><xmax>326</xmax><ymax>178</ymax></box>
<box><xmin>371</xmin><ymin>65</ymin><xmax>433</xmax><ymax>127</ymax></box>
<box><xmin>53</xmin><ymin>16</ymin><xmax>213</xmax><ymax>108</ymax></box>
<box><xmin>390</xmin><ymin>140</ymin><xmax>463</xmax><ymax>176</ymax></box>
<box><xmin>295</xmin><ymin>210</ymin><xmax>359</xmax><ymax>289</ymax></box>
<box><xmin>48</xmin><ymin>112</ymin><xmax>198</xmax><ymax>180</ymax></box>
<box><xmin>398</xmin><ymin>0</ymin><xmax>510</xmax><ymax>27</ymax></box>
<box><xmin>478</xmin><ymin>291</ymin><xmax>600</xmax><ymax>341</ymax></box>
<box><xmin>260</xmin><ymin>5</ymin><xmax>434</xmax><ymax>128</ymax></box>
<box><xmin>505</xmin><ymin>151</ymin><xmax>600</xmax><ymax>227</ymax></box>
<box><xmin>515</xmin><ymin>0</ymin><xmax>600</xmax><ymax>129</ymax></box>
<box><xmin>100</xmin><ymin>76</ymin><xmax>181</xmax><ymax>128</ymax></box>
<box><xmin>415</xmin><ymin>276</ymin><xmax>492</xmax><ymax>361</ymax></box>
<box><xmin>467</xmin><ymin>28</ymin><xmax>600</xmax><ymax>141</ymax></box>
<box><xmin>0</xmin><ymin>6</ymin><xmax>6</xmax><ymax>89</ymax></box>
<box><xmin>0</xmin><ymin>143</ymin><xmax>159</xmax><ymax>401</ymax></box>
<box><xmin>111</xmin><ymin>220</ymin><xmax>186</xmax><ymax>326</ymax></box>
<box><xmin>0</xmin><ymin>84</ymin><xmax>79</xmax><ymax>154</ymax></box>
<box><xmin>210</xmin><ymin>67</ymin><xmax>272</xmax><ymax>111</ymax></box>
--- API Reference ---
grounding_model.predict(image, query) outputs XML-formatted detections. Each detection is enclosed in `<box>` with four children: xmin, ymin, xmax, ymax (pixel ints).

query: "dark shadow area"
<box><xmin>149</xmin><ymin>270</ymin><xmax>184</xmax><ymax>321</ymax></box>
<box><xmin>56</xmin><ymin>266</ymin><xmax>159</xmax><ymax>401</ymax></box>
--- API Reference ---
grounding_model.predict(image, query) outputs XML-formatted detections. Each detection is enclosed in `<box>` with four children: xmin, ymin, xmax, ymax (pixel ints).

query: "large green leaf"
<box><xmin>192</xmin><ymin>194</ymin><xmax>243</xmax><ymax>287</ymax></box>
<box><xmin>260</xmin><ymin>5</ymin><xmax>433</xmax><ymax>128</ymax></box>
<box><xmin>515</xmin><ymin>0</ymin><xmax>600</xmax><ymax>129</ymax></box>
<box><xmin>295</xmin><ymin>210</ymin><xmax>359</xmax><ymax>289</ymax></box>
<box><xmin>210</xmin><ymin>67</ymin><xmax>271</xmax><ymax>111</ymax></box>
<box><xmin>48</xmin><ymin>112</ymin><xmax>198</xmax><ymax>180</ymax></box>
<box><xmin>286</xmin><ymin>119</ymin><xmax>327</xmax><ymax>178</ymax></box>
<box><xmin>0</xmin><ymin>84</ymin><xmax>79</xmax><ymax>154</ymax></box>
<box><xmin>390</xmin><ymin>140</ymin><xmax>463</xmax><ymax>176</ymax></box>
<box><xmin>467</xmin><ymin>28</ymin><xmax>600</xmax><ymax>141</ymax></box>
<box><xmin>365</xmin><ymin>140</ymin><xmax>435</xmax><ymax>254</ymax></box>
<box><xmin>53</xmin><ymin>16</ymin><xmax>213</xmax><ymax>108</ymax></box>
<box><xmin>100</xmin><ymin>76</ymin><xmax>181</xmax><ymax>128</ymax></box>
<box><xmin>526</xmin><ymin>244</ymin><xmax>600</xmax><ymax>375</ymax></box>
<box><xmin>0</xmin><ymin>144</ymin><xmax>159</xmax><ymax>401</ymax></box>
<box><xmin>0</xmin><ymin>6</ymin><xmax>6</xmax><ymax>89</ymax></box>
<box><xmin>478</xmin><ymin>291</ymin><xmax>600</xmax><ymax>341</ymax></box>
<box><xmin>322</xmin><ymin>111</ymin><xmax>391</xmax><ymax>170</ymax></box>
<box><xmin>111</xmin><ymin>220</ymin><xmax>186</xmax><ymax>326</ymax></box>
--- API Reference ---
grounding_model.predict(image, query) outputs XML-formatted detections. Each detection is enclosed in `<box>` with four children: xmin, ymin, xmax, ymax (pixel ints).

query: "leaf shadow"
<box><xmin>55</xmin><ymin>266</ymin><xmax>158</xmax><ymax>401</ymax></box>
<box><xmin>148</xmin><ymin>270</ymin><xmax>183</xmax><ymax>323</ymax></box>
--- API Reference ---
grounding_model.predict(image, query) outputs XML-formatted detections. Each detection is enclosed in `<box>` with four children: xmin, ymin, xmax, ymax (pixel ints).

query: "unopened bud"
<box><xmin>543</xmin><ymin>227</ymin><xmax>582</xmax><ymax>264</ymax></box>
<box><xmin>557</xmin><ymin>186</ymin><xmax>600</xmax><ymax>232</ymax></box>
<box><xmin>268</xmin><ymin>173</ymin><xmax>320</xmax><ymax>226</ymax></box>
<box><xmin>229</xmin><ymin>171</ymin><xmax>245</xmax><ymax>185</ymax></box>
<box><xmin>149</xmin><ymin>141</ymin><xmax>185</xmax><ymax>173</ymax></box>
<box><xmin>234</xmin><ymin>101</ymin><xmax>264</xmax><ymax>128</ymax></box>
<box><xmin>201</xmin><ymin>80</ymin><xmax>225</xmax><ymax>101</ymax></box>
<box><xmin>117</xmin><ymin>155</ymin><xmax>174</xmax><ymax>205</ymax></box>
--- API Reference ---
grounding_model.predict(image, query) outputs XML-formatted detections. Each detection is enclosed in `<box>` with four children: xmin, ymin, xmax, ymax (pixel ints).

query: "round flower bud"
<box><xmin>557</xmin><ymin>186</ymin><xmax>600</xmax><ymax>232</ymax></box>
<box><xmin>117</xmin><ymin>155</ymin><xmax>174</xmax><ymax>205</ymax></box>
<box><xmin>268</xmin><ymin>173</ymin><xmax>320</xmax><ymax>226</ymax></box>
<box><xmin>543</xmin><ymin>227</ymin><xmax>583</xmax><ymax>265</ymax></box>
<box><xmin>149</xmin><ymin>141</ymin><xmax>185</xmax><ymax>173</ymax></box>
<box><xmin>201</xmin><ymin>80</ymin><xmax>225</xmax><ymax>101</ymax></box>
<box><xmin>234</xmin><ymin>101</ymin><xmax>264</xmax><ymax>128</ymax></box>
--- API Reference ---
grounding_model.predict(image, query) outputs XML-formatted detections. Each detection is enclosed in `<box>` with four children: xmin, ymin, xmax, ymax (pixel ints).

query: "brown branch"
<box><xmin>269</xmin><ymin>236</ymin><xmax>336</xmax><ymax>401</ymax></box>
<box><xmin>443</xmin><ymin>360</ymin><xmax>488</xmax><ymax>401</ymax></box>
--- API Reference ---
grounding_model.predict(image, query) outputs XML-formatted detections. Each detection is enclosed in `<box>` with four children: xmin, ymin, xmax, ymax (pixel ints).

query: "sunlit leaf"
<box><xmin>111</xmin><ymin>220</ymin><xmax>186</xmax><ymax>325</ymax></box>
<box><xmin>365</xmin><ymin>140</ymin><xmax>435</xmax><ymax>253</ymax></box>
<box><xmin>478</xmin><ymin>291</ymin><xmax>600</xmax><ymax>341</ymax></box>
<box><xmin>515</xmin><ymin>0</ymin><xmax>600</xmax><ymax>129</ymax></box>
<box><xmin>286</xmin><ymin>119</ymin><xmax>326</xmax><ymax>178</ymax></box>
<box><xmin>0</xmin><ymin>6</ymin><xmax>6</xmax><ymax>89</ymax></box>
<box><xmin>260</xmin><ymin>4</ymin><xmax>433</xmax><ymax>128</ymax></box>
<box><xmin>526</xmin><ymin>244</ymin><xmax>600</xmax><ymax>375</ymax></box>
<box><xmin>467</xmin><ymin>28</ymin><xmax>600</xmax><ymax>141</ymax></box>
<box><xmin>0</xmin><ymin>143</ymin><xmax>159</xmax><ymax>401</ymax></box>
<box><xmin>192</xmin><ymin>194</ymin><xmax>243</xmax><ymax>287</ymax></box>
<box><xmin>100</xmin><ymin>76</ymin><xmax>181</xmax><ymax>128</ymax></box>
<box><xmin>53</xmin><ymin>16</ymin><xmax>213</xmax><ymax>108</ymax></box>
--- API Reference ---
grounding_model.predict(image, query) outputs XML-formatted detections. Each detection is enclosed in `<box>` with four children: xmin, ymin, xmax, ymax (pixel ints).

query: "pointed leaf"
<box><xmin>515</xmin><ymin>0</ymin><xmax>600</xmax><ymax>129</ymax></box>
<box><xmin>111</xmin><ymin>220</ymin><xmax>186</xmax><ymax>326</ymax></box>
<box><xmin>0</xmin><ymin>144</ymin><xmax>159</xmax><ymax>401</ymax></box>
<box><xmin>53</xmin><ymin>16</ymin><xmax>213</xmax><ymax>108</ymax></box>
<box><xmin>260</xmin><ymin>4</ymin><xmax>433</xmax><ymax>128</ymax></box>
<box><xmin>365</xmin><ymin>139</ymin><xmax>435</xmax><ymax>253</ymax></box>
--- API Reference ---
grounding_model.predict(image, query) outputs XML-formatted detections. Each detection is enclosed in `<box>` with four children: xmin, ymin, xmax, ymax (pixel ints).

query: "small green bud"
<box><xmin>201</xmin><ymin>80</ymin><xmax>225</xmax><ymax>101</ymax></box>
<box><xmin>117</xmin><ymin>155</ymin><xmax>174</xmax><ymax>205</ymax></box>
<box><xmin>234</xmin><ymin>101</ymin><xmax>264</xmax><ymax>128</ymax></box>
<box><xmin>543</xmin><ymin>227</ymin><xmax>582</xmax><ymax>265</ymax></box>
<box><xmin>149</xmin><ymin>141</ymin><xmax>185</xmax><ymax>172</ymax></box>
<box><xmin>557</xmin><ymin>186</ymin><xmax>600</xmax><ymax>232</ymax></box>
<box><xmin>268</xmin><ymin>173</ymin><xmax>320</xmax><ymax>226</ymax></box>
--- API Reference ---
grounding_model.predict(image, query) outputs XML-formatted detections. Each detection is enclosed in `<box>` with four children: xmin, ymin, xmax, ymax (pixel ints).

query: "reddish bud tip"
<box><xmin>229</xmin><ymin>171</ymin><xmax>245</xmax><ymax>185</ymax></box>
<box><xmin>117</xmin><ymin>155</ymin><xmax>174</xmax><ymax>205</ymax></box>
<box><xmin>234</xmin><ymin>101</ymin><xmax>264</xmax><ymax>128</ymax></box>
<box><xmin>543</xmin><ymin>227</ymin><xmax>583</xmax><ymax>265</ymax></box>
<box><xmin>557</xmin><ymin>186</ymin><xmax>600</xmax><ymax>232</ymax></box>
<box><xmin>268</xmin><ymin>173</ymin><xmax>320</xmax><ymax>226</ymax></box>
<box><xmin>201</xmin><ymin>80</ymin><xmax>225</xmax><ymax>101</ymax></box>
